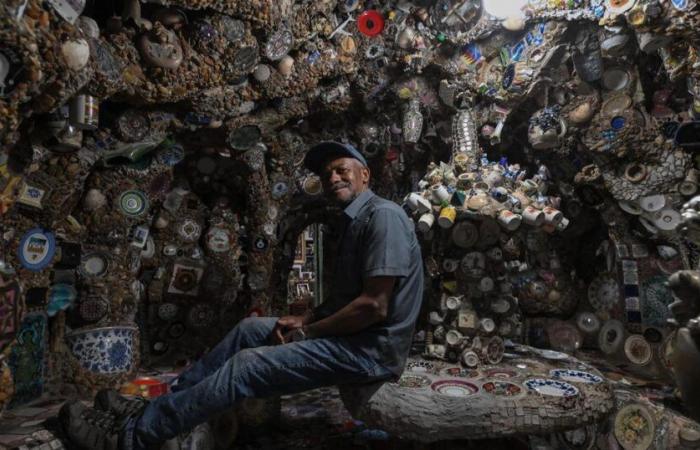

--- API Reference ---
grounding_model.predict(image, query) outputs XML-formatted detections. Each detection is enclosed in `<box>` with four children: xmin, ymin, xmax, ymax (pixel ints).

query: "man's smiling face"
<box><xmin>320</xmin><ymin>157</ymin><xmax>370</xmax><ymax>206</ymax></box>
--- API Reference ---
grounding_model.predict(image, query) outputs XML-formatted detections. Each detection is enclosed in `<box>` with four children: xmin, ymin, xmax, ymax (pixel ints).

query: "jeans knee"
<box><xmin>237</xmin><ymin>316</ymin><xmax>274</xmax><ymax>339</ymax></box>
<box><xmin>234</xmin><ymin>348</ymin><xmax>261</xmax><ymax>367</ymax></box>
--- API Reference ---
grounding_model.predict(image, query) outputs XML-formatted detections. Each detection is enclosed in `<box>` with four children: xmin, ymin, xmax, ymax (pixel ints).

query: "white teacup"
<box><xmin>522</xmin><ymin>206</ymin><xmax>545</xmax><ymax>226</ymax></box>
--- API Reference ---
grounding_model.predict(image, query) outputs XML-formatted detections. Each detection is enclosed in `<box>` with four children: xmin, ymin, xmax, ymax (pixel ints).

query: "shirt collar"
<box><xmin>343</xmin><ymin>189</ymin><xmax>374</xmax><ymax>219</ymax></box>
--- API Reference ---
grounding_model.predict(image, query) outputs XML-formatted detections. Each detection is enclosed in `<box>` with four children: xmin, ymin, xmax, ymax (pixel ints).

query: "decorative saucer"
<box><xmin>598</xmin><ymin>319</ymin><xmax>625</xmax><ymax>355</ymax></box>
<box><xmin>430</xmin><ymin>379</ymin><xmax>479</xmax><ymax>397</ymax></box>
<box><xmin>481</xmin><ymin>380</ymin><xmax>524</xmax><ymax>397</ymax></box>
<box><xmin>524</xmin><ymin>378</ymin><xmax>579</xmax><ymax>397</ymax></box>
<box><xmin>484</xmin><ymin>368</ymin><xmax>518</xmax><ymax>379</ymax></box>
<box><xmin>439</xmin><ymin>366</ymin><xmax>482</xmax><ymax>379</ymax></box>
<box><xmin>18</xmin><ymin>228</ymin><xmax>56</xmax><ymax>271</ymax></box>
<box><xmin>576</xmin><ymin>312</ymin><xmax>601</xmax><ymax>334</ymax></box>
<box><xmin>623</xmin><ymin>335</ymin><xmax>652</xmax><ymax>366</ymax></box>
<box><xmin>613</xmin><ymin>403</ymin><xmax>655</xmax><ymax>450</ymax></box>
<box><xmin>79</xmin><ymin>252</ymin><xmax>109</xmax><ymax>278</ymax></box>
<box><xmin>536</xmin><ymin>349</ymin><xmax>570</xmax><ymax>360</ymax></box>
<box><xmin>550</xmin><ymin>369</ymin><xmax>603</xmax><ymax>384</ymax></box>
<box><xmin>118</xmin><ymin>190</ymin><xmax>149</xmax><ymax>217</ymax></box>
<box><xmin>397</xmin><ymin>374</ymin><xmax>431</xmax><ymax>389</ymax></box>
<box><xmin>587</xmin><ymin>275</ymin><xmax>620</xmax><ymax>311</ymax></box>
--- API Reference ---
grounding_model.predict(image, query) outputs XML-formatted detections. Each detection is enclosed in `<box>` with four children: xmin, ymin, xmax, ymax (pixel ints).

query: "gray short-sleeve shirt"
<box><xmin>314</xmin><ymin>190</ymin><xmax>424</xmax><ymax>376</ymax></box>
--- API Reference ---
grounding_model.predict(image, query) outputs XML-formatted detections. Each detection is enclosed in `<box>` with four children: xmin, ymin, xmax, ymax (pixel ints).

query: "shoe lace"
<box><xmin>81</xmin><ymin>407</ymin><xmax>117</xmax><ymax>431</ymax></box>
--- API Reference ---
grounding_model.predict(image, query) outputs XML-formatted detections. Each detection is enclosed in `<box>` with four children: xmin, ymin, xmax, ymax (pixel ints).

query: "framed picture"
<box><xmin>294</xmin><ymin>235</ymin><xmax>305</xmax><ymax>265</ymax></box>
<box><xmin>296</xmin><ymin>283</ymin><xmax>310</xmax><ymax>297</ymax></box>
<box><xmin>303</xmin><ymin>271</ymin><xmax>318</xmax><ymax>281</ymax></box>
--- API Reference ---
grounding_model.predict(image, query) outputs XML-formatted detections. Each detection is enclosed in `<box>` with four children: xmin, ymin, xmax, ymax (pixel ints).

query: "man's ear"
<box><xmin>361</xmin><ymin>166</ymin><xmax>370</xmax><ymax>185</ymax></box>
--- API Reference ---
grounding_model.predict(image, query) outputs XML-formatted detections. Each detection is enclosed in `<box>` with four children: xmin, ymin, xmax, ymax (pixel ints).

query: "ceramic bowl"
<box><xmin>66</xmin><ymin>326</ymin><xmax>138</xmax><ymax>374</ymax></box>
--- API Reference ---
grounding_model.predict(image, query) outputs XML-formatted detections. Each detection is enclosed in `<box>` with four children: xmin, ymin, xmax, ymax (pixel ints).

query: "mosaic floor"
<box><xmin>0</xmin><ymin>355</ymin><xmax>696</xmax><ymax>450</ymax></box>
<box><xmin>0</xmin><ymin>386</ymin><xmax>527</xmax><ymax>450</ymax></box>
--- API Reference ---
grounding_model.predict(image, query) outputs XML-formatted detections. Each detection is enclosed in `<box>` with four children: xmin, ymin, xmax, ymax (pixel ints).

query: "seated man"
<box><xmin>60</xmin><ymin>141</ymin><xmax>424</xmax><ymax>450</ymax></box>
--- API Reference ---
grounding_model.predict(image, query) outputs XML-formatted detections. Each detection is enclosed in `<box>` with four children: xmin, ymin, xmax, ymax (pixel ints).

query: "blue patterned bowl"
<box><xmin>65</xmin><ymin>326</ymin><xmax>138</xmax><ymax>375</ymax></box>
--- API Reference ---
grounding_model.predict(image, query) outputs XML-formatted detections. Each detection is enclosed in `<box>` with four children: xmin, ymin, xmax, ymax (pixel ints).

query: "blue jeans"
<box><xmin>121</xmin><ymin>317</ymin><xmax>393</xmax><ymax>449</ymax></box>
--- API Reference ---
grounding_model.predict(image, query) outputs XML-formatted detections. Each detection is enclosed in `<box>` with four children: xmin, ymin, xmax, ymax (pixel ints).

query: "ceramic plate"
<box><xmin>618</xmin><ymin>200</ymin><xmax>642</xmax><ymax>215</ymax></box>
<box><xmin>614</xmin><ymin>403</ymin><xmax>655</xmax><ymax>450</ymax></box>
<box><xmin>482</xmin><ymin>380</ymin><xmax>524</xmax><ymax>397</ymax></box>
<box><xmin>624</xmin><ymin>335</ymin><xmax>652</xmax><ymax>366</ymax></box>
<box><xmin>431</xmin><ymin>379</ymin><xmax>479</xmax><ymax>397</ymax></box>
<box><xmin>602</xmin><ymin>67</ymin><xmax>631</xmax><ymax>91</ymax></box>
<box><xmin>484</xmin><ymin>368</ymin><xmax>519</xmax><ymax>379</ymax></box>
<box><xmin>405</xmin><ymin>360</ymin><xmax>436</xmax><ymax>374</ymax></box>
<box><xmin>602</xmin><ymin>94</ymin><xmax>633</xmax><ymax>116</ymax></box>
<box><xmin>605</xmin><ymin>0</ymin><xmax>636</xmax><ymax>14</ymax></box>
<box><xmin>576</xmin><ymin>312</ymin><xmax>601</xmax><ymax>334</ymax></box>
<box><xmin>80</xmin><ymin>252</ymin><xmax>109</xmax><ymax>277</ymax></box>
<box><xmin>524</xmin><ymin>378</ymin><xmax>579</xmax><ymax>397</ymax></box>
<box><xmin>547</xmin><ymin>322</ymin><xmax>583</xmax><ymax>353</ymax></box>
<box><xmin>588</xmin><ymin>275</ymin><xmax>620</xmax><ymax>311</ymax></box>
<box><xmin>536</xmin><ymin>349</ymin><xmax>570</xmax><ymax>360</ymax></box>
<box><xmin>397</xmin><ymin>374</ymin><xmax>431</xmax><ymax>389</ymax></box>
<box><xmin>638</xmin><ymin>194</ymin><xmax>665</xmax><ymax>212</ymax></box>
<box><xmin>550</xmin><ymin>369</ymin><xmax>603</xmax><ymax>384</ymax></box>
<box><xmin>18</xmin><ymin>228</ymin><xmax>56</xmax><ymax>271</ymax></box>
<box><xmin>652</xmin><ymin>209</ymin><xmax>681</xmax><ymax>231</ymax></box>
<box><xmin>599</xmin><ymin>319</ymin><xmax>625</xmax><ymax>355</ymax></box>
<box><xmin>118</xmin><ymin>190</ymin><xmax>149</xmax><ymax>216</ymax></box>
<box><xmin>439</xmin><ymin>366</ymin><xmax>482</xmax><ymax>379</ymax></box>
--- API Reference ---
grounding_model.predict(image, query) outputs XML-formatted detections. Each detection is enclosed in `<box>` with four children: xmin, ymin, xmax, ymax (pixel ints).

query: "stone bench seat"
<box><xmin>339</xmin><ymin>346</ymin><xmax>615</xmax><ymax>443</ymax></box>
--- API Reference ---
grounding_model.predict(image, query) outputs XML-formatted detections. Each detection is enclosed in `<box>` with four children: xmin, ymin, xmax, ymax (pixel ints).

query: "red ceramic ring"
<box><xmin>357</xmin><ymin>10</ymin><xmax>384</xmax><ymax>37</ymax></box>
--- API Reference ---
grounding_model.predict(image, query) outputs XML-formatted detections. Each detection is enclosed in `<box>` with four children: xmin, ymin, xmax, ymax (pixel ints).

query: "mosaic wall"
<box><xmin>0</xmin><ymin>0</ymin><xmax>699</xmax><ymax>429</ymax></box>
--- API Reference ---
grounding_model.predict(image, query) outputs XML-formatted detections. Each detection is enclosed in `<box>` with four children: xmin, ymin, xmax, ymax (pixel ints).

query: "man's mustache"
<box><xmin>331</xmin><ymin>183</ymin><xmax>350</xmax><ymax>191</ymax></box>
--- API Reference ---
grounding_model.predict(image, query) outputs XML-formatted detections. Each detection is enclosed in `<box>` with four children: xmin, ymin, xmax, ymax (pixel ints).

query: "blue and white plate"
<box><xmin>550</xmin><ymin>369</ymin><xmax>603</xmax><ymax>384</ymax></box>
<box><xmin>524</xmin><ymin>378</ymin><xmax>579</xmax><ymax>397</ymax></box>
<box><xmin>18</xmin><ymin>228</ymin><xmax>56</xmax><ymax>271</ymax></box>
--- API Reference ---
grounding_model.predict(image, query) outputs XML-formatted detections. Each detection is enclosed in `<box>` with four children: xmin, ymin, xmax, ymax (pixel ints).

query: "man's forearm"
<box><xmin>305</xmin><ymin>296</ymin><xmax>387</xmax><ymax>338</ymax></box>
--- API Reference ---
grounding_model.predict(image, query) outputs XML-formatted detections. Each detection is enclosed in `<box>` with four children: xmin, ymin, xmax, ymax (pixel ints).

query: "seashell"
<box><xmin>397</xmin><ymin>27</ymin><xmax>415</xmax><ymax>49</ymax></box>
<box><xmin>83</xmin><ymin>189</ymin><xmax>106</xmax><ymax>210</ymax></box>
<box><xmin>154</xmin><ymin>215</ymin><xmax>169</xmax><ymax>229</ymax></box>
<box><xmin>61</xmin><ymin>39</ymin><xmax>90</xmax><ymax>71</ymax></box>
<box><xmin>253</xmin><ymin>64</ymin><xmax>271</xmax><ymax>82</ymax></box>
<box><xmin>278</xmin><ymin>55</ymin><xmax>294</xmax><ymax>77</ymax></box>
<box><xmin>569</xmin><ymin>102</ymin><xmax>594</xmax><ymax>124</ymax></box>
<box><xmin>502</xmin><ymin>17</ymin><xmax>525</xmax><ymax>31</ymax></box>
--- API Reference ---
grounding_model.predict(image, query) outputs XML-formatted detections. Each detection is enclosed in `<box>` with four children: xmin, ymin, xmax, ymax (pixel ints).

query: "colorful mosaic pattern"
<box><xmin>8</xmin><ymin>314</ymin><xmax>47</xmax><ymax>408</ymax></box>
<box><xmin>0</xmin><ymin>281</ymin><xmax>19</xmax><ymax>352</ymax></box>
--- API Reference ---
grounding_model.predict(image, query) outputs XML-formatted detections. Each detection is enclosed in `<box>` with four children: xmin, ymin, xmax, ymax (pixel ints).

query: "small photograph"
<box><xmin>300</xmin><ymin>271</ymin><xmax>313</xmax><ymax>281</ymax></box>
<box><xmin>294</xmin><ymin>236</ymin><xmax>305</xmax><ymax>265</ymax></box>
<box><xmin>296</xmin><ymin>283</ymin><xmax>310</xmax><ymax>297</ymax></box>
